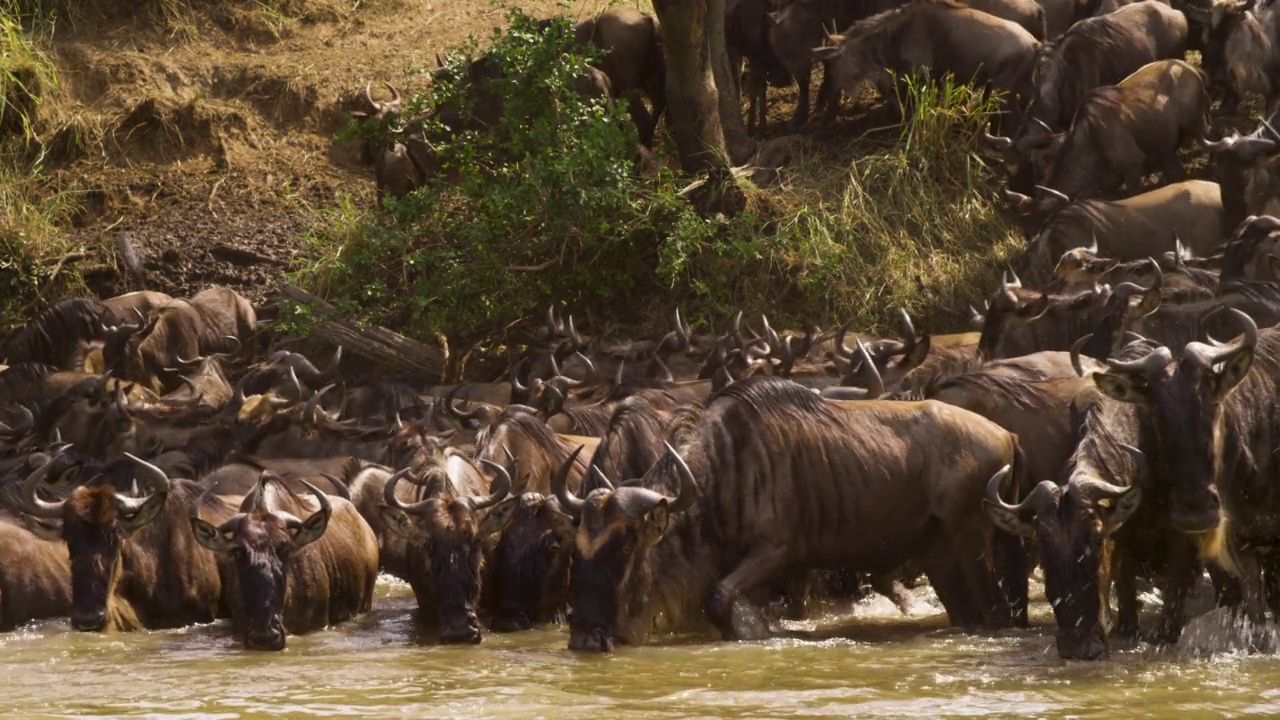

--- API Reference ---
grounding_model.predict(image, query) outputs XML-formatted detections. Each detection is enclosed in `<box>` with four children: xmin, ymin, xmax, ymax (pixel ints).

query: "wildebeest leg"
<box><xmin>790</xmin><ymin>66</ymin><xmax>811</xmax><ymax>129</ymax></box>
<box><xmin>1161</xmin><ymin>154</ymin><xmax>1186</xmax><ymax>185</ymax></box>
<box><xmin>1153</xmin><ymin>540</ymin><xmax>1201</xmax><ymax>645</ymax></box>
<box><xmin>815</xmin><ymin>63</ymin><xmax>840</xmax><ymax>124</ymax></box>
<box><xmin>784</xmin><ymin>572</ymin><xmax>811</xmax><ymax>620</ymax></box>
<box><xmin>869</xmin><ymin>573</ymin><xmax>913</xmax><ymax>616</ymax></box>
<box><xmin>1235</xmin><ymin>551</ymin><xmax>1276</xmax><ymax>651</ymax></box>
<box><xmin>629</xmin><ymin>93</ymin><xmax>657</xmax><ymax>148</ymax></box>
<box><xmin>707</xmin><ymin>544</ymin><xmax>789</xmax><ymax>640</ymax></box>
<box><xmin>1210</xmin><ymin>563</ymin><xmax>1242</xmax><ymax>608</ymax></box>
<box><xmin>993</xmin><ymin>530</ymin><xmax>1029</xmax><ymax>626</ymax></box>
<box><xmin>1113</xmin><ymin>549</ymin><xmax>1140</xmax><ymax>639</ymax></box>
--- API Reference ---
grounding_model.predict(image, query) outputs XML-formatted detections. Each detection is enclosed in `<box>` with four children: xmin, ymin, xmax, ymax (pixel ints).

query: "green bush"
<box><xmin>299</xmin><ymin>10</ymin><xmax>1020</xmax><ymax>347</ymax></box>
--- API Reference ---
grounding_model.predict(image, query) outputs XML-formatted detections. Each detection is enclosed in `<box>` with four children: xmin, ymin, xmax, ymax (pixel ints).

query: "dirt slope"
<box><xmin>33</xmin><ymin>0</ymin><xmax>623</xmax><ymax>310</ymax></box>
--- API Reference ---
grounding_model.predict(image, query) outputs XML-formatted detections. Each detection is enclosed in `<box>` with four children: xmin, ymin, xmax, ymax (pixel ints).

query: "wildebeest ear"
<box><xmin>1098</xmin><ymin>487</ymin><xmax>1142</xmax><ymax>535</ymax></box>
<box><xmin>1093</xmin><ymin>373</ymin><xmax>1148</xmax><ymax>405</ymax></box>
<box><xmin>478</xmin><ymin>497</ymin><xmax>519</xmax><ymax>537</ymax></box>
<box><xmin>380</xmin><ymin>506</ymin><xmax>415</xmax><ymax>539</ymax></box>
<box><xmin>982</xmin><ymin>502</ymin><xmax>1035</xmax><ymax>539</ymax></box>
<box><xmin>810</xmin><ymin>46</ymin><xmax>842</xmax><ymax>62</ymax></box>
<box><xmin>544</xmin><ymin>508</ymin><xmax>576</xmax><ymax>543</ymax></box>
<box><xmin>1135</xmin><ymin>288</ymin><xmax>1163</xmax><ymax>318</ymax></box>
<box><xmin>190</xmin><ymin>517</ymin><xmax>233</xmax><ymax>554</ymax></box>
<box><xmin>641</xmin><ymin>501</ymin><xmax>670</xmax><ymax>546</ymax></box>
<box><xmin>1214</xmin><ymin>348</ymin><xmax>1255</xmax><ymax>400</ymax></box>
<box><xmin>121</xmin><ymin>492</ymin><xmax>168</xmax><ymax>537</ymax></box>
<box><xmin>18</xmin><ymin>514</ymin><xmax>63</xmax><ymax>542</ymax></box>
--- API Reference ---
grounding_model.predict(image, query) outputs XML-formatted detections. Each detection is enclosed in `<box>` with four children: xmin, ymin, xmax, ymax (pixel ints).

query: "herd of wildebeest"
<box><xmin>8</xmin><ymin>0</ymin><xmax>1280</xmax><ymax>665</ymax></box>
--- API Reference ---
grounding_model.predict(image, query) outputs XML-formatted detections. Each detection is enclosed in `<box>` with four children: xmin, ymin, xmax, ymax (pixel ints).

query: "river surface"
<box><xmin>6</xmin><ymin>576</ymin><xmax>1280</xmax><ymax>719</ymax></box>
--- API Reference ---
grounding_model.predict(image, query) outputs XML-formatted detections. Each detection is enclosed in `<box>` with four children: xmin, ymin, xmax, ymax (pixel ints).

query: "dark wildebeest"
<box><xmin>766</xmin><ymin>0</ymin><xmax>904</xmax><ymax>127</ymax></box>
<box><xmin>1</xmin><ymin>298</ymin><xmax>109</xmax><ymax>371</ymax></box>
<box><xmin>18</xmin><ymin>453</ymin><xmax>230</xmax><ymax>631</ymax></box>
<box><xmin>990</xmin><ymin>59</ymin><xmax>1209</xmax><ymax>201</ymax></box>
<box><xmin>191</xmin><ymin>474</ymin><xmax>378</xmax><ymax>650</ymax></box>
<box><xmin>569</xmin><ymin>9</ymin><xmax>666</xmax><ymax>147</ymax></box>
<box><xmin>1024</xmin><ymin>1</ymin><xmax>1188</xmax><ymax>134</ymax></box>
<box><xmin>379</xmin><ymin>453</ymin><xmax>516</xmax><ymax>644</ymax></box>
<box><xmin>1204</xmin><ymin>119</ymin><xmax>1280</xmax><ymax>231</ymax></box>
<box><xmin>350</xmin><ymin>83</ymin><xmax>428</xmax><ymax>208</ymax></box>
<box><xmin>985</xmin><ymin>351</ymin><xmax>1209</xmax><ymax>658</ymax></box>
<box><xmin>811</xmin><ymin>0</ymin><xmax>1042</xmax><ymax>118</ymax></box>
<box><xmin>1046</xmin><ymin>240</ymin><xmax>1220</xmax><ymax>295</ymax></box>
<box><xmin>557</xmin><ymin>376</ymin><xmax>1026</xmax><ymax>652</ymax></box>
<box><xmin>1203</xmin><ymin>0</ymin><xmax>1280</xmax><ymax>113</ymax></box>
<box><xmin>487</xmin><ymin>395</ymin><xmax>673</xmax><ymax>633</ymax></box>
<box><xmin>977</xmin><ymin>277</ymin><xmax>1130</xmax><ymax>360</ymax></box>
<box><xmin>101</xmin><ymin>291</ymin><xmax>174</xmax><ymax>327</ymax></box>
<box><xmin>1088</xmin><ymin>311</ymin><xmax>1279</xmax><ymax>635</ymax></box>
<box><xmin>1009</xmin><ymin>180</ymin><xmax>1224</xmax><ymax>283</ymax></box>
<box><xmin>726</xmin><ymin>0</ymin><xmax>792</xmax><ymax>135</ymax></box>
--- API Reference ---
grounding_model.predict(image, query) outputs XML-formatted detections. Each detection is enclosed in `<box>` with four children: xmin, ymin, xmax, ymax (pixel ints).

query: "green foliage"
<box><xmin>0</xmin><ymin>0</ymin><xmax>58</xmax><ymax>140</ymax></box>
<box><xmin>306</xmin><ymin>8</ymin><xmax>703</xmax><ymax>342</ymax></box>
<box><xmin>304</xmin><ymin>23</ymin><xmax>1020</xmax><ymax>346</ymax></box>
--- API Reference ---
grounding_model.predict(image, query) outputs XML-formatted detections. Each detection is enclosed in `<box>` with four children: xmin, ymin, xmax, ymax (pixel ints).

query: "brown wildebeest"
<box><xmin>101</xmin><ymin>291</ymin><xmax>173</xmax><ymax>327</ymax></box>
<box><xmin>18</xmin><ymin>453</ymin><xmax>230</xmax><ymax>631</ymax></box>
<box><xmin>0</xmin><ymin>512</ymin><xmax>71</xmax><ymax>631</ymax></box>
<box><xmin>557</xmin><ymin>376</ymin><xmax>1027</xmax><ymax>652</ymax></box>
<box><xmin>811</xmin><ymin>0</ymin><xmax>1042</xmax><ymax>114</ymax></box>
<box><xmin>1008</xmin><ymin>180</ymin><xmax>1224</xmax><ymax>283</ymax></box>
<box><xmin>191</xmin><ymin>474</ymin><xmax>378</xmax><ymax>650</ymax></box>
<box><xmin>379</xmin><ymin>453</ymin><xmax>516</xmax><ymax>644</ymax></box>
<box><xmin>1204</xmin><ymin>116</ymin><xmax>1280</xmax><ymax>230</ymax></box>
<box><xmin>986</xmin><ymin>341</ymin><xmax>1208</xmax><ymax>659</ymax></box>
<box><xmin>569</xmin><ymin>9</ymin><xmax>666</xmax><ymax>147</ymax></box>
<box><xmin>1203</xmin><ymin>0</ymin><xmax>1280</xmax><ymax>113</ymax></box>
<box><xmin>726</xmin><ymin>0</ymin><xmax>792</xmax><ymax>135</ymax></box>
<box><xmin>1024</xmin><ymin>1</ymin><xmax>1188</xmax><ymax>134</ymax></box>
<box><xmin>1</xmin><ymin>298</ymin><xmax>110</xmax><ymax>370</ymax></box>
<box><xmin>1089</xmin><ymin>311</ymin><xmax>1280</xmax><ymax>638</ymax></box>
<box><xmin>990</xmin><ymin>59</ymin><xmax>1209</xmax><ymax>201</ymax></box>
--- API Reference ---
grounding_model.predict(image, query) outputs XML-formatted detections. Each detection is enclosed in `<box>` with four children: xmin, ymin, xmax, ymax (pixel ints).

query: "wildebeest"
<box><xmin>1025</xmin><ymin>1</ymin><xmax>1188</xmax><ymax>133</ymax></box>
<box><xmin>1088</xmin><ymin>311</ymin><xmax>1277</xmax><ymax>632</ymax></box>
<box><xmin>1204</xmin><ymin>0</ymin><xmax>1280</xmax><ymax>113</ymax></box>
<box><xmin>985</xmin><ymin>357</ymin><xmax>1208</xmax><ymax>658</ymax></box>
<box><xmin>18</xmin><ymin>453</ymin><xmax>230</xmax><ymax>631</ymax></box>
<box><xmin>1009</xmin><ymin>180</ymin><xmax>1224</xmax><ymax>281</ymax></box>
<box><xmin>996</xmin><ymin>59</ymin><xmax>1209</xmax><ymax>202</ymax></box>
<box><xmin>101</xmin><ymin>291</ymin><xmax>174</xmax><ymax>327</ymax></box>
<box><xmin>811</xmin><ymin>0</ymin><xmax>1042</xmax><ymax>113</ymax></box>
<box><xmin>1204</xmin><ymin>121</ymin><xmax>1280</xmax><ymax>230</ymax></box>
<box><xmin>1</xmin><ymin>298</ymin><xmax>109</xmax><ymax>371</ymax></box>
<box><xmin>191</xmin><ymin>474</ymin><xmax>378</xmax><ymax>650</ymax></box>
<box><xmin>350</xmin><ymin>83</ymin><xmax>429</xmax><ymax>208</ymax></box>
<box><xmin>556</xmin><ymin>376</ymin><xmax>1025</xmax><ymax>652</ymax></box>
<box><xmin>0</xmin><ymin>510</ymin><xmax>71</xmax><ymax>631</ymax></box>
<box><xmin>380</xmin><ymin>454</ymin><xmax>516</xmax><ymax>643</ymax></box>
<box><xmin>568</xmin><ymin>8</ymin><xmax>666</xmax><ymax>147</ymax></box>
<box><xmin>727</xmin><ymin>0</ymin><xmax>792</xmax><ymax>135</ymax></box>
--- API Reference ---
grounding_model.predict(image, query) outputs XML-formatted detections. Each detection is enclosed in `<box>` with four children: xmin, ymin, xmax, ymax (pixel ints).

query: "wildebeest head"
<box><xmin>20</xmin><ymin>452</ymin><xmax>170</xmax><ymax>632</ymax></box>
<box><xmin>555</xmin><ymin>443</ymin><xmax>697</xmax><ymax>652</ymax></box>
<box><xmin>487</xmin><ymin>492</ymin><xmax>575</xmax><ymax>632</ymax></box>
<box><xmin>190</xmin><ymin>475</ymin><xmax>333</xmax><ymax>651</ymax></box>
<box><xmin>1092</xmin><ymin>310</ymin><xmax>1258</xmax><ymax>536</ymax></box>
<box><xmin>1204</xmin><ymin>0</ymin><xmax>1273</xmax><ymax>102</ymax></box>
<box><xmin>380</xmin><ymin>456</ymin><xmax>515</xmax><ymax>644</ymax></box>
<box><xmin>984</xmin><ymin>442</ymin><xmax>1142</xmax><ymax>659</ymax></box>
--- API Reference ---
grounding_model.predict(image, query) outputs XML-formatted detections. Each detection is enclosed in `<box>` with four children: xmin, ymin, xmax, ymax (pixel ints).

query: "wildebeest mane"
<box><xmin>476</xmin><ymin>408</ymin><xmax>566</xmax><ymax>462</ymax></box>
<box><xmin>1</xmin><ymin>298</ymin><xmax>108</xmax><ymax>368</ymax></box>
<box><xmin>923</xmin><ymin>367</ymin><xmax>1055</xmax><ymax>411</ymax></box>
<box><xmin>709</xmin><ymin>376</ymin><xmax>840</xmax><ymax>426</ymax></box>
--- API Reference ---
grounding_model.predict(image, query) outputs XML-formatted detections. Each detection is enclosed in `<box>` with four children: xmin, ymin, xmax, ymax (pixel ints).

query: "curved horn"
<box><xmin>445</xmin><ymin>385</ymin><xmax>485</xmax><ymax>424</ymax></box>
<box><xmin>384</xmin><ymin>468</ymin><xmax>431</xmax><ymax>514</ymax></box>
<box><xmin>979</xmin><ymin>130</ymin><xmax>1014</xmax><ymax>152</ymax></box>
<box><xmin>1008</xmin><ymin>267</ymin><xmax>1023</xmax><ymax>288</ymax></box>
<box><xmin>897</xmin><ymin>307</ymin><xmax>917</xmax><ymax>349</ymax></box>
<box><xmin>854</xmin><ymin>338</ymin><xmax>884</xmax><ymax>399</ymax></box>
<box><xmin>287</xmin><ymin>366</ymin><xmax>303</xmax><ymax>402</ymax></box>
<box><xmin>1086</xmin><ymin>233</ymin><xmax>1099</xmax><ymax>255</ymax></box>
<box><xmin>122</xmin><ymin>452</ymin><xmax>172</xmax><ymax>495</ymax></box>
<box><xmin>662</xmin><ymin>442</ymin><xmax>697</xmax><ymax>515</ymax></box>
<box><xmin>470</xmin><ymin>460</ymin><xmax>511</xmax><ymax>511</ymax></box>
<box><xmin>20</xmin><ymin>457</ymin><xmax>65</xmax><ymax>519</ymax></box>
<box><xmin>1106</xmin><ymin>345</ymin><xmax>1173</xmax><ymax>375</ymax></box>
<box><xmin>318</xmin><ymin>473</ymin><xmax>352</xmax><ymax>501</ymax></box>
<box><xmin>510</xmin><ymin>358</ymin><xmax>529</xmax><ymax>395</ymax></box>
<box><xmin>553</xmin><ymin>445</ymin><xmax>586</xmax><ymax>517</ymax></box>
<box><xmin>591</xmin><ymin>466</ymin><xmax>616</xmax><ymax>492</ymax></box>
<box><xmin>302</xmin><ymin>383</ymin><xmax>336</xmax><ymax>425</ymax></box>
<box><xmin>984</xmin><ymin>470</ymin><xmax>1059</xmax><ymax>521</ymax></box>
<box><xmin>1035</xmin><ymin>185</ymin><xmax>1071</xmax><ymax>204</ymax></box>
<box><xmin>363</xmin><ymin>82</ymin><xmax>379</xmax><ymax>112</ymax></box>
<box><xmin>383</xmin><ymin>81</ymin><xmax>401</xmax><ymax>105</ymax></box>
<box><xmin>1070</xmin><ymin>334</ymin><xmax>1094</xmax><ymax>378</ymax></box>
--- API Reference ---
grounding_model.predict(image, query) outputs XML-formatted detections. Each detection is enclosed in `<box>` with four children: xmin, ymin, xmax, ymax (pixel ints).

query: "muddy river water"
<box><xmin>5</xmin><ymin>577</ymin><xmax>1280</xmax><ymax>719</ymax></box>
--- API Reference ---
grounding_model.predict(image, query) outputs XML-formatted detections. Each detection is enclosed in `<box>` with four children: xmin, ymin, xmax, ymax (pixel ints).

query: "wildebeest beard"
<box><xmin>489</xmin><ymin>498</ymin><xmax>571</xmax><ymax>631</ymax></box>
<box><xmin>1034</xmin><ymin>499</ymin><xmax>1112</xmax><ymax>660</ymax></box>
<box><xmin>428</xmin><ymin>528</ymin><xmax>484</xmax><ymax>641</ymax></box>
<box><xmin>570</xmin><ymin>528</ymin><xmax>656</xmax><ymax>651</ymax></box>
<box><xmin>232</xmin><ymin>519</ymin><xmax>290</xmax><ymax>651</ymax></box>
<box><xmin>64</xmin><ymin>508</ymin><xmax>126</xmax><ymax>631</ymax></box>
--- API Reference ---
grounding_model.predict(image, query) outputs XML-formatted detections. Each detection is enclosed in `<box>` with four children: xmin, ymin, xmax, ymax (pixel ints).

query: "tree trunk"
<box><xmin>651</xmin><ymin>0</ymin><xmax>730</xmax><ymax>174</ymax></box>
<box><xmin>706</xmin><ymin>0</ymin><xmax>753</xmax><ymax>165</ymax></box>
